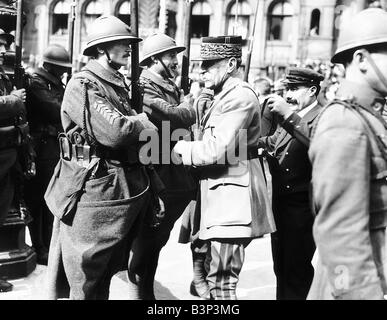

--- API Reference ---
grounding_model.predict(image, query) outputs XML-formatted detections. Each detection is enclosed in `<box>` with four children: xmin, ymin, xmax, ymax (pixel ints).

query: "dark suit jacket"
<box><xmin>260</xmin><ymin>103</ymin><xmax>322</xmax><ymax>198</ymax></box>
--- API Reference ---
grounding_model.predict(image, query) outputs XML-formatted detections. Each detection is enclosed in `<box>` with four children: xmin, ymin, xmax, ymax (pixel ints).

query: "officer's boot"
<box><xmin>190</xmin><ymin>250</ymin><xmax>210</xmax><ymax>300</ymax></box>
<box><xmin>0</xmin><ymin>278</ymin><xmax>13</xmax><ymax>292</ymax></box>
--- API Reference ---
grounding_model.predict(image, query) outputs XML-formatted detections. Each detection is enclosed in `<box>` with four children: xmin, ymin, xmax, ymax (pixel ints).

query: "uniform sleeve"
<box><xmin>27</xmin><ymin>76</ymin><xmax>62</xmax><ymax>123</ymax></box>
<box><xmin>142</xmin><ymin>82</ymin><xmax>196</xmax><ymax>129</ymax></box>
<box><xmin>281</xmin><ymin>112</ymin><xmax>311</xmax><ymax>147</ymax></box>
<box><xmin>176</xmin><ymin>87</ymin><xmax>256</xmax><ymax>166</ymax></box>
<box><xmin>309</xmin><ymin>107</ymin><xmax>384</xmax><ymax>299</ymax></box>
<box><xmin>62</xmin><ymin>77</ymin><xmax>151</xmax><ymax>148</ymax></box>
<box><xmin>0</xmin><ymin>93</ymin><xmax>25</xmax><ymax>118</ymax></box>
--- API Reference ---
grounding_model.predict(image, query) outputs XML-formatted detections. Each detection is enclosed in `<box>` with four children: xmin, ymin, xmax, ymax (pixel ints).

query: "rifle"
<box><xmin>130</xmin><ymin>0</ymin><xmax>142</xmax><ymax>113</ymax></box>
<box><xmin>243</xmin><ymin>0</ymin><xmax>259</xmax><ymax>82</ymax></box>
<box><xmin>66</xmin><ymin>0</ymin><xmax>77</xmax><ymax>83</ymax></box>
<box><xmin>13</xmin><ymin>0</ymin><xmax>36</xmax><ymax>181</ymax></box>
<box><xmin>14</xmin><ymin>0</ymin><xmax>24</xmax><ymax>89</ymax></box>
<box><xmin>181</xmin><ymin>0</ymin><xmax>194</xmax><ymax>95</ymax></box>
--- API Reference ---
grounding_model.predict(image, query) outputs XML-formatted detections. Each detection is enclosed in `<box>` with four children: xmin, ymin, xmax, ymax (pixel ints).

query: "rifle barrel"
<box><xmin>130</xmin><ymin>0</ymin><xmax>141</xmax><ymax>113</ymax></box>
<box><xmin>14</xmin><ymin>0</ymin><xmax>24</xmax><ymax>89</ymax></box>
<box><xmin>181</xmin><ymin>1</ymin><xmax>193</xmax><ymax>95</ymax></box>
<box><xmin>67</xmin><ymin>0</ymin><xmax>76</xmax><ymax>82</ymax></box>
<box><xmin>243</xmin><ymin>0</ymin><xmax>260</xmax><ymax>82</ymax></box>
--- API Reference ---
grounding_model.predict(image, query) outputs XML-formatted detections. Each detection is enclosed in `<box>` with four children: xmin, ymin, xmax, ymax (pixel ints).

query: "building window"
<box><xmin>192</xmin><ymin>0</ymin><xmax>212</xmax><ymax>38</ymax></box>
<box><xmin>310</xmin><ymin>9</ymin><xmax>320</xmax><ymax>36</ymax></box>
<box><xmin>116</xmin><ymin>0</ymin><xmax>131</xmax><ymax>25</ymax></box>
<box><xmin>82</xmin><ymin>0</ymin><xmax>103</xmax><ymax>36</ymax></box>
<box><xmin>267</xmin><ymin>0</ymin><xmax>294</xmax><ymax>41</ymax></box>
<box><xmin>226</xmin><ymin>0</ymin><xmax>252</xmax><ymax>40</ymax></box>
<box><xmin>51</xmin><ymin>0</ymin><xmax>71</xmax><ymax>35</ymax></box>
<box><xmin>166</xmin><ymin>0</ymin><xmax>178</xmax><ymax>38</ymax></box>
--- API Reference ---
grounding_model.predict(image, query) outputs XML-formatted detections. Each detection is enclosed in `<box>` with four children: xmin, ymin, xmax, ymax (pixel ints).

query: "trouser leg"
<box><xmin>272</xmin><ymin>193</ymin><xmax>315</xmax><ymax>300</ymax></box>
<box><xmin>206</xmin><ymin>239</ymin><xmax>249</xmax><ymax>300</ymax></box>
<box><xmin>128</xmin><ymin>194</ymin><xmax>191</xmax><ymax>300</ymax></box>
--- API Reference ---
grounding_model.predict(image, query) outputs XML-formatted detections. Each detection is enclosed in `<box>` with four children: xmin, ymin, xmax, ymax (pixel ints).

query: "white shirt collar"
<box><xmin>297</xmin><ymin>100</ymin><xmax>318</xmax><ymax>118</ymax></box>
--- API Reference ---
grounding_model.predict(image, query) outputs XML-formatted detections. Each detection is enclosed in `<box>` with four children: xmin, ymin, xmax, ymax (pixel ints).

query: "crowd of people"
<box><xmin>1</xmin><ymin>7</ymin><xmax>387</xmax><ymax>300</ymax></box>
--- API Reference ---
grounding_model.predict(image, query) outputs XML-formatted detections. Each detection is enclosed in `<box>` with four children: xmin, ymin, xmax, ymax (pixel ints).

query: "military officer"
<box><xmin>307</xmin><ymin>8</ymin><xmax>387</xmax><ymax>299</ymax></box>
<box><xmin>45</xmin><ymin>16</ymin><xmax>157</xmax><ymax>300</ymax></box>
<box><xmin>24</xmin><ymin>44</ymin><xmax>72</xmax><ymax>265</ymax></box>
<box><xmin>127</xmin><ymin>33</ymin><xmax>196</xmax><ymax>300</ymax></box>
<box><xmin>259</xmin><ymin>67</ymin><xmax>324</xmax><ymax>299</ymax></box>
<box><xmin>172</xmin><ymin>36</ymin><xmax>275</xmax><ymax>300</ymax></box>
<box><xmin>0</xmin><ymin>29</ymin><xmax>27</xmax><ymax>292</ymax></box>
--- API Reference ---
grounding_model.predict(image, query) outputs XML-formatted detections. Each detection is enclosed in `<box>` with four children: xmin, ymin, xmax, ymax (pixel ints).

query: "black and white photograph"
<box><xmin>0</xmin><ymin>0</ymin><xmax>386</xmax><ymax>309</ymax></box>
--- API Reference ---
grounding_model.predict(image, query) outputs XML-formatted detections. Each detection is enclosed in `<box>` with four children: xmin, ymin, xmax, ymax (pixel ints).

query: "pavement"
<box><xmin>0</xmin><ymin>216</ymin><xmax>276</xmax><ymax>300</ymax></box>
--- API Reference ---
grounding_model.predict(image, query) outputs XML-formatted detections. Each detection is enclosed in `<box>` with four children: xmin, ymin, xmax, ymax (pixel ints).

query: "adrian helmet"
<box><xmin>83</xmin><ymin>15</ymin><xmax>142</xmax><ymax>56</ymax></box>
<box><xmin>42</xmin><ymin>44</ymin><xmax>72</xmax><ymax>68</ymax></box>
<box><xmin>332</xmin><ymin>8</ymin><xmax>387</xmax><ymax>63</ymax></box>
<box><xmin>139</xmin><ymin>33</ymin><xmax>185</xmax><ymax>66</ymax></box>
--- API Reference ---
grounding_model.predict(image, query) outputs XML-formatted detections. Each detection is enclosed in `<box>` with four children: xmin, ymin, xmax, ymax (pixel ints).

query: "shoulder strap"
<box><xmin>312</xmin><ymin>99</ymin><xmax>387</xmax><ymax>161</ymax></box>
<box><xmin>72</xmin><ymin>71</ymin><xmax>100</xmax><ymax>146</ymax></box>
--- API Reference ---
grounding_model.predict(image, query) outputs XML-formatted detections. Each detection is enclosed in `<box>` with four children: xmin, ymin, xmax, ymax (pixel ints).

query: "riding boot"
<box><xmin>190</xmin><ymin>251</ymin><xmax>210</xmax><ymax>299</ymax></box>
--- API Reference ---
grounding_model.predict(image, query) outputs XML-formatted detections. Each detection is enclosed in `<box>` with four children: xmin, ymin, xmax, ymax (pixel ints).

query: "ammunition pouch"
<box><xmin>59</xmin><ymin>133</ymin><xmax>138</xmax><ymax>167</ymax></box>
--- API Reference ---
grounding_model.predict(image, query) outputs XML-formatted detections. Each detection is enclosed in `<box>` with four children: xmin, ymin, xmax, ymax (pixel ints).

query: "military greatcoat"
<box><xmin>175</xmin><ymin>76</ymin><xmax>276</xmax><ymax>240</ymax></box>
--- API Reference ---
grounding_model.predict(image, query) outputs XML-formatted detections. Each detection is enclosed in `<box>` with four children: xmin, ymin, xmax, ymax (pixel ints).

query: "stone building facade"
<box><xmin>17</xmin><ymin>0</ymin><xmax>387</xmax><ymax>79</ymax></box>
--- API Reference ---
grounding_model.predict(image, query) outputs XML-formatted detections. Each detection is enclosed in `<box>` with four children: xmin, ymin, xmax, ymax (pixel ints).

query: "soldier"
<box><xmin>127</xmin><ymin>33</ymin><xmax>197</xmax><ymax>299</ymax></box>
<box><xmin>24</xmin><ymin>44</ymin><xmax>72</xmax><ymax>265</ymax></box>
<box><xmin>259</xmin><ymin>67</ymin><xmax>324</xmax><ymax>299</ymax></box>
<box><xmin>45</xmin><ymin>15</ymin><xmax>158</xmax><ymax>300</ymax></box>
<box><xmin>307</xmin><ymin>8</ymin><xmax>387</xmax><ymax>299</ymax></box>
<box><xmin>172</xmin><ymin>36</ymin><xmax>276</xmax><ymax>300</ymax></box>
<box><xmin>0</xmin><ymin>29</ymin><xmax>27</xmax><ymax>292</ymax></box>
<box><xmin>273</xmin><ymin>79</ymin><xmax>286</xmax><ymax>97</ymax></box>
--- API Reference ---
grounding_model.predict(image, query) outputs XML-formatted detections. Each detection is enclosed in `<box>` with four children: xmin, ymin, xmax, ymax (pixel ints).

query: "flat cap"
<box><xmin>192</xmin><ymin>36</ymin><xmax>242</xmax><ymax>61</ymax></box>
<box><xmin>282</xmin><ymin>67</ymin><xmax>324</xmax><ymax>86</ymax></box>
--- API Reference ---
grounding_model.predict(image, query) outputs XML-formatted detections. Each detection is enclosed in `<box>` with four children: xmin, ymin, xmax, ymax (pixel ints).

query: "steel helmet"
<box><xmin>0</xmin><ymin>29</ymin><xmax>14</xmax><ymax>45</ymax></box>
<box><xmin>139</xmin><ymin>33</ymin><xmax>185</xmax><ymax>66</ymax></box>
<box><xmin>42</xmin><ymin>44</ymin><xmax>72</xmax><ymax>68</ymax></box>
<box><xmin>83</xmin><ymin>15</ymin><xmax>142</xmax><ymax>56</ymax></box>
<box><xmin>332</xmin><ymin>8</ymin><xmax>387</xmax><ymax>64</ymax></box>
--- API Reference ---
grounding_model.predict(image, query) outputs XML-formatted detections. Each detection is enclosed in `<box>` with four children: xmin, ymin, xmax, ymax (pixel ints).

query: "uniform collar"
<box><xmin>140</xmin><ymin>68</ymin><xmax>177</xmax><ymax>94</ymax></box>
<box><xmin>34</xmin><ymin>67</ymin><xmax>63</xmax><ymax>86</ymax></box>
<box><xmin>219</xmin><ymin>75</ymin><xmax>243</xmax><ymax>94</ymax></box>
<box><xmin>298</xmin><ymin>100</ymin><xmax>317</xmax><ymax>118</ymax></box>
<box><xmin>84</xmin><ymin>59</ymin><xmax>127</xmax><ymax>88</ymax></box>
<box><xmin>335</xmin><ymin>79</ymin><xmax>386</xmax><ymax>110</ymax></box>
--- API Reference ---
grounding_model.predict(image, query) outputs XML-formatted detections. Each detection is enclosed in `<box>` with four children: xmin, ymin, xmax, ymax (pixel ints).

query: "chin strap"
<box><xmin>364</xmin><ymin>50</ymin><xmax>387</xmax><ymax>98</ymax></box>
<box><xmin>103</xmin><ymin>49</ymin><xmax>121</xmax><ymax>70</ymax></box>
<box><xmin>157</xmin><ymin>57</ymin><xmax>174</xmax><ymax>79</ymax></box>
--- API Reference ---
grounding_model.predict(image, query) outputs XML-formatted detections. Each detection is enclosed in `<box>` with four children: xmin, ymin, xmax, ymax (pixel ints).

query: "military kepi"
<box><xmin>192</xmin><ymin>35</ymin><xmax>242</xmax><ymax>61</ymax></box>
<box><xmin>282</xmin><ymin>67</ymin><xmax>324</xmax><ymax>86</ymax></box>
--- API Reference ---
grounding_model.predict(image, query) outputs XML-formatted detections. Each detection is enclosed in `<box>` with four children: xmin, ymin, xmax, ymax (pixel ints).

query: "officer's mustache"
<box><xmin>286</xmin><ymin>98</ymin><xmax>298</xmax><ymax>105</ymax></box>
